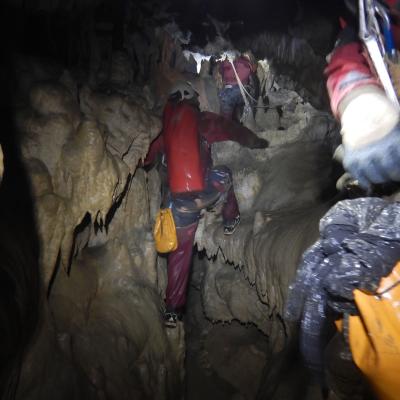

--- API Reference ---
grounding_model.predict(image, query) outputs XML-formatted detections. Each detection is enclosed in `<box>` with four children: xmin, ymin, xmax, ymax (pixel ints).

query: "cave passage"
<box><xmin>0</xmin><ymin>1</ymin><xmax>364</xmax><ymax>399</ymax></box>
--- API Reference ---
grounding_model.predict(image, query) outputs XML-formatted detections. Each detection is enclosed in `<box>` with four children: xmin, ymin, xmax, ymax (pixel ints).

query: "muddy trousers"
<box><xmin>165</xmin><ymin>166</ymin><xmax>239</xmax><ymax>311</ymax></box>
<box><xmin>218</xmin><ymin>84</ymin><xmax>255</xmax><ymax>121</ymax></box>
<box><xmin>218</xmin><ymin>85</ymin><xmax>244</xmax><ymax>120</ymax></box>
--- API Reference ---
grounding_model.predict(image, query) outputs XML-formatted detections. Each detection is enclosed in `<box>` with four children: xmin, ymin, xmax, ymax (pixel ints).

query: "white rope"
<box><xmin>241</xmin><ymin>83</ymin><xmax>258</xmax><ymax>103</ymax></box>
<box><xmin>229</xmin><ymin>59</ymin><xmax>251</xmax><ymax>108</ymax></box>
<box><xmin>228</xmin><ymin>59</ymin><xmax>270</xmax><ymax>109</ymax></box>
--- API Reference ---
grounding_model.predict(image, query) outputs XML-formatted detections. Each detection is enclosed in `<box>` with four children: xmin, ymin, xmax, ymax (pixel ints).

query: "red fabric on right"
<box><xmin>324</xmin><ymin>42</ymin><xmax>380</xmax><ymax>116</ymax></box>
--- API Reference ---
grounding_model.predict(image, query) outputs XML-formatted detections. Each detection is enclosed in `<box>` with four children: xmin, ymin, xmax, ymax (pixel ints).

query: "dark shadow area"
<box><xmin>0</xmin><ymin>4</ymin><xmax>41</xmax><ymax>398</ymax></box>
<box><xmin>1</xmin><ymin>1</ymin><xmax>126</xmax><ymax>79</ymax></box>
<box><xmin>104</xmin><ymin>173</ymin><xmax>133</xmax><ymax>232</ymax></box>
<box><xmin>169</xmin><ymin>0</ymin><xmax>347</xmax><ymax>49</ymax></box>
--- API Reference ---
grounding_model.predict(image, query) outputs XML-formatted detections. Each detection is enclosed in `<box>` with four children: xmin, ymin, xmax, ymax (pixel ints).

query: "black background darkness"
<box><xmin>1</xmin><ymin>0</ymin><xmax>347</xmax><ymax>66</ymax></box>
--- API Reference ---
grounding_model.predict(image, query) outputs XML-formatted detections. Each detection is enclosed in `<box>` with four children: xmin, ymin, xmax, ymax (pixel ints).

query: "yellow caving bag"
<box><xmin>153</xmin><ymin>208</ymin><xmax>178</xmax><ymax>253</ymax></box>
<box><xmin>337</xmin><ymin>262</ymin><xmax>400</xmax><ymax>400</ymax></box>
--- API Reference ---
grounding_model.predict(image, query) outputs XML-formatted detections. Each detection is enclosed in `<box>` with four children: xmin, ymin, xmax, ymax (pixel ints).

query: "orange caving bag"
<box><xmin>153</xmin><ymin>208</ymin><xmax>178</xmax><ymax>253</ymax></box>
<box><xmin>337</xmin><ymin>262</ymin><xmax>400</xmax><ymax>400</ymax></box>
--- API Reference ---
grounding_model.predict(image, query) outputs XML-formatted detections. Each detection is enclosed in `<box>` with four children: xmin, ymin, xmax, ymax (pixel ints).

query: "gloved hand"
<box><xmin>339</xmin><ymin>85</ymin><xmax>400</xmax><ymax>189</ymax></box>
<box><xmin>343</xmin><ymin>126</ymin><xmax>400</xmax><ymax>189</ymax></box>
<box><xmin>325</xmin><ymin>32</ymin><xmax>400</xmax><ymax>189</ymax></box>
<box><xmin>248</xmin><ymin>137</ymin><xmax>269</xmax><ymax>149</ymax></box>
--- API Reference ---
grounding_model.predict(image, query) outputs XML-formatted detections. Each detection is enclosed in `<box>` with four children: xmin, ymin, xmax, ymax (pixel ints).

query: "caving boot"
<box><xmin>223</xmin><ymin>215</ymin><xmax>240</xmax><ymax>235</ymax></box>
<box><xmin>163</xmin><ymin>309</ymin><xmax>182</xmax><ymax>328</ymax></box>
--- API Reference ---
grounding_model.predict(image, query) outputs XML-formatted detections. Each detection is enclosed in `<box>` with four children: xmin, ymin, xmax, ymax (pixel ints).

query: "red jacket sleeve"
<box><xmin>324</xmin><ymin>42</ymin><xmax>380</xmax><ymax>117</ymax></box>
<box><xmin>198</xmin><ymin>112</ymin><xmax>262</xmax><ymax>147</ymax></box>
<box><xmin>144</xmin><ymin>134</ymin><xmax>164</xmax><ymax>165</ymax></box>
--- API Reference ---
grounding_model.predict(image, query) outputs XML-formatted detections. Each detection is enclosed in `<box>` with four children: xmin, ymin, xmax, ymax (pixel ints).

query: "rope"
<box><xmin>229</xmin><ymin>59</ymin><xmax>251</xmax><ymax>108</ymax></box>
<box><xmin>241</xmin><ymin>84</ymin><xmax>258</xmax><ymax>104</ymax></box>
<box><xmin>227</xmin><ymin>59</ymin><xmax>273</xmax><ymax>110</ymax></box>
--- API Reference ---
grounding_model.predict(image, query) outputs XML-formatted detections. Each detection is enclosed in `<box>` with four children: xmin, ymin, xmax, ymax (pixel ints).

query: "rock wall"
<box><xmin>13</xmin><ymin>69</ymin><xmax>184</xmax><ymax>399</ymax></box>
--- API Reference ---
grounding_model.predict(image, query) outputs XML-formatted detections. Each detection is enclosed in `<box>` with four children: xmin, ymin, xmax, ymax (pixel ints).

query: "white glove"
<box><xmin>338</xmin><ymin>85</ymin><xmax>400</xmax><ymax>188</ymax></box>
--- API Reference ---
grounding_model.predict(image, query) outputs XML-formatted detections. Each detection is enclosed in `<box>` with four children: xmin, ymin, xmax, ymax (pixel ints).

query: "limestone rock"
<box><xmin>80</xmin><ymin>86</ymin><xmax>161</xmax><ymax>169</ymax></box>
<box><xmin>14</xmin><ymin>73</ymin><xmax>181</xmax><ymax>399</ymax></box>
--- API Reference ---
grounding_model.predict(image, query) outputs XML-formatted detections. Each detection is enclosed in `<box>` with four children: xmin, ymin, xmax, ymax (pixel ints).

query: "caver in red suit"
<box><xmin>218</xmin><ymin>53</ymin><xmax>257</xmax><ymax>120</ymax></box>
<box><xmin>325</xmin><ymin>1</ymin><xmax>400</xmax><ymax>189</ymax></box>
<box><xmin>145</xmin><ymin>81</ymin><xmax>268</xmax><ymax>320</ymax></box>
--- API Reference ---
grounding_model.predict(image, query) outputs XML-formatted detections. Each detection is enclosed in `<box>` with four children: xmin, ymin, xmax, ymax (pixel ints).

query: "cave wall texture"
<box><xmin>0</xmin><ymin>1</ymin><xmax>346</xmax><ymax>399</ymax></box>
